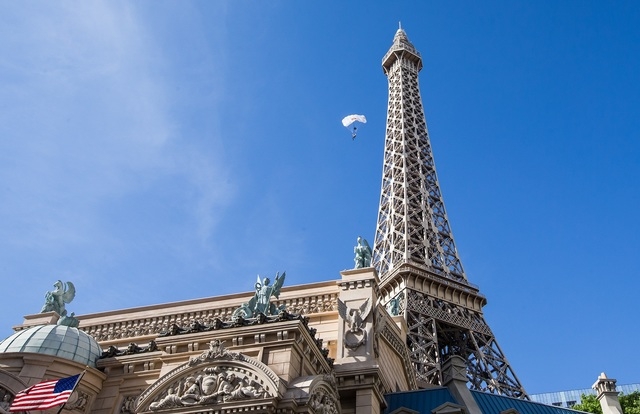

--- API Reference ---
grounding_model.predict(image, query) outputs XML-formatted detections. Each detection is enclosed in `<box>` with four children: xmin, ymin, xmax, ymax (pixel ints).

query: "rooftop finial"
<box><xmin>399</xmin><ymin>21</ymin><xmax>402</xmax><ymax>30</ymax></box>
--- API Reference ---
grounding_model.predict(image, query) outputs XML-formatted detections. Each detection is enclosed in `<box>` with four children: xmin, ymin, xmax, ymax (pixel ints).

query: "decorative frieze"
<box><xmin>80</xmin><ymin>294</ymin><xmax>338</xmax><ymax>342</ymax></box>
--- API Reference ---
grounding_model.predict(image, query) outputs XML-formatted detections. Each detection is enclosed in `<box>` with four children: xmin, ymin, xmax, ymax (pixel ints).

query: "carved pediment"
<box><xmin>135</xmin><ymin>340</ymin><xmax>282</xmax><ymax>413</ymax></box>
<box><xmin>285</xmin><ymin>374</ymin><xmax>341</xmax><ymax>414</ymax></box>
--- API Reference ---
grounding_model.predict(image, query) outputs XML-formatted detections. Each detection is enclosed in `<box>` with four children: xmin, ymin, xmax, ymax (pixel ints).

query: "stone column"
<box><xmin>593</xmin><ymin>373</ymin><xmax>623</xmax><ymax>414</ymax></box>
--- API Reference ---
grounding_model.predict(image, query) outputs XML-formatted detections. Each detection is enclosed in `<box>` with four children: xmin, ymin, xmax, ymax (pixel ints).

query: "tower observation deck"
<box><xmin>373</xmin><ymin>28</ymin><xmax>528</xmax><ymax>398</ymax></box>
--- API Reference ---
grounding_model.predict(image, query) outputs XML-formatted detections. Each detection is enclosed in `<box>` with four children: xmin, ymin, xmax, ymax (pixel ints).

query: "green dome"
<box><xmin>0</xmin><ymin>325</ymin><xmax>101</xmax><ymax>368</ymax></box>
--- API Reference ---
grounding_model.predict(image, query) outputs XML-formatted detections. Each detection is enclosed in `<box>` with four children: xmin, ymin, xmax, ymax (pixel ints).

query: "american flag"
<box><xmin>9</xmin><ymin>373</ymin><xmax>81</xmax><ymax>412</ymax></box>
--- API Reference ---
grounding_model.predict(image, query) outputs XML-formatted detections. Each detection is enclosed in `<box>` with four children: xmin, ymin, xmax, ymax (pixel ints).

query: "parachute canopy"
<box><xmin>342</xmin><ymin>114</ymin><xmax>367</xmax><ymax>139</ymax></box>
<box><xmin>341</xmin><ymin>114</ymin><xmax>367</xmax><ymax>127</ymax></box>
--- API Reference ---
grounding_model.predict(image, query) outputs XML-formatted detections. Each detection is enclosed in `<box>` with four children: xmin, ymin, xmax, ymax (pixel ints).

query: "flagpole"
<box><xmin>55</xmin><ymin>370</ymin><xmax>86</xmax><ymax>414</ymax></box>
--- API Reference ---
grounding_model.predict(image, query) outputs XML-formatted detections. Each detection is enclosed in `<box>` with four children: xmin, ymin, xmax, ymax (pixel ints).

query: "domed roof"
<box><xmin>0</xmin><ymin>325</ymin><xmax>101</xmax><ymax>367</ymax></box>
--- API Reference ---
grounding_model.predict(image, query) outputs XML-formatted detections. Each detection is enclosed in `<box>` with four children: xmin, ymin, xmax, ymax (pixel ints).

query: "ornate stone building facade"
<box><xmin>0</xmin><ymin>269</ymin><xmax>416</xmax><ymax>414</ymax></box>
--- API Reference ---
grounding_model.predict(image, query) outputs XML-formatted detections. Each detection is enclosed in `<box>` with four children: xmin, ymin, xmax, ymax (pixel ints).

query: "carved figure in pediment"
<box><xmin>212</xmin><ymin>371</ymin><xmax>236</xmax><ymax>398</ymax></box>
<box><xmin>310</xmin><ymin>392</ymin><xmax>339</xmax><ymax>414</ymax></box>
<box><xmin>226</xmin><ymin>376</ymin><xmax>266</xmax><ymax>401</ymax></box>
<box><xmin>179</xmin><ymin>377</ymin><xmax>201</xmax><ymax>406</ymax></box>
<box><xmin>149</xmin><ymin>387</ymin><xmax>182</xmax><ymax>411</ymax></box>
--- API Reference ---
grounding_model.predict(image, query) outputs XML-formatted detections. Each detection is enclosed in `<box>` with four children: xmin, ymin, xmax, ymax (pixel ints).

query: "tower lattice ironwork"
<box><xmin>373</xmin><ymin>28</ymin><xmax>528</xmax><ymax>399</ymax></box>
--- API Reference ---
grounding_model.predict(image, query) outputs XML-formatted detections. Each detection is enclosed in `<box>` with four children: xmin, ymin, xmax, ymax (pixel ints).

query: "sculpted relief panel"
<box><xmin>136</xmin><ymin>341</ymin><xmax>280</xmax><ymax>413</ymax></box>
<box><xmin>149</xmin><ymin>366</ymin><xmax>267</xmax><ymax>410</ymax></box>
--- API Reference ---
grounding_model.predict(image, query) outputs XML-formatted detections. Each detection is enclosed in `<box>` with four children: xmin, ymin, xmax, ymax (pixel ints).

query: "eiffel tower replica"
<box><xmin>373</xmin><ymin>27</ymin><xmax>528</xmax><ymax>399</ymax></box>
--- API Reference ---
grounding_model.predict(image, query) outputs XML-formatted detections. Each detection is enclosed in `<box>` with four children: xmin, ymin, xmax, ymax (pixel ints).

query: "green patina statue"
<box><xmin>41</xmin><ymin>280</ymin><xmax>80</xmax><ymax>327</ymax></box>
<box><xmin>232</xmin><ymin>272</ymin><xmax>286</xmax><ymax>318</ymax></box>
<box><xmin>354</xmin><ymin>237</ymin><xmax>372</xmax><ymax>269</ymax></box>
<box><xmin>41</xmin><ymin>280</ymin><xmax>75</xmax><ymax>316</ymax></box>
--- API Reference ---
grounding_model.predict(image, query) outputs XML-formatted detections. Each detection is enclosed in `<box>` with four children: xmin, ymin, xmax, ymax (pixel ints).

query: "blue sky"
<box><xmin>1</xmin><ymin>1</ymin><xmax>638</xmax><ymax>395</ymax></box>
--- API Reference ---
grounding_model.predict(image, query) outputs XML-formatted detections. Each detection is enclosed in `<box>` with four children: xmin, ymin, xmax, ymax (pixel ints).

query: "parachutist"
<box><xmin>342</xmin><ymin>114</ymin><xmax>366</xmax><ymax>140</ymax></box>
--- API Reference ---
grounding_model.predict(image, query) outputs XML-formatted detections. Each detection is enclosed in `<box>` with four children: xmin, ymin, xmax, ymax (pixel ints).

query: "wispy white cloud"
<box><xmin>0</xmin><ymin>2</ymin><xmax>233</xmax><ymax>256</ymax></box>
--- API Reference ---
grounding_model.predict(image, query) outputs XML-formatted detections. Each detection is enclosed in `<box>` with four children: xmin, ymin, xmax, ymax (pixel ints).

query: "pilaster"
<box><xmin>334</xmin><ymin>267</ymin><xmax>386</xmax><ymax>414</ymax></box>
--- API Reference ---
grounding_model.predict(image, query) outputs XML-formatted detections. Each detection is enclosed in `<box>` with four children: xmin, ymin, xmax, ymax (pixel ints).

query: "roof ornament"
<box><xmin>353</xmin><ymin>236</ymin><xmax>372</xmax><ymax>268</ymax></box>
<box><xmin>232</xmin><ymin>272</ymin><xmax>286</xmax><ymax>318</ymax></box>
<box><xmin>40</xmin><ymin>280</ymin><xmax>79</xmax><ymax>327</ymax></box>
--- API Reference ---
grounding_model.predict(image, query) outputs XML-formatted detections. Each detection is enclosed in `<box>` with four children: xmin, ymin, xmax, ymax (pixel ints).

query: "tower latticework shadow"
<box><xmin>372</xmin><ymin>28</ymin><xmax>528</xmax><ymax>399</ymax></box>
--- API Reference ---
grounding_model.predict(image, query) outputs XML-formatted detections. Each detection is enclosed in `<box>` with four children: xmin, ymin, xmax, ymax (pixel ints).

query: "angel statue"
<box><xmin>232</xmin><ymin>272</ymin><xmax>286</xmax><ymax>318</ymax></box>
<box><xmin>354</xmin><ymin>237</ymin><xmax>372</xmax><ymax>269</ymax></box>
<box><xmin>40</xmin><ymin>280</ymin><xmax>76</xmax><ymax>317</ymax></box>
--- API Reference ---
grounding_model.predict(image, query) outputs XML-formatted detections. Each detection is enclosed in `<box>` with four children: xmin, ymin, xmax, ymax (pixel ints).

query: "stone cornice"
<box><xmin>30</xmin><ymin>282</ymin><xmax>341</xmax><ymax>343</ymax></box>
<box><xmin>379</xmin><ymin>263</ymin><xmax>486</xmax><ymax>312</ymax></box>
